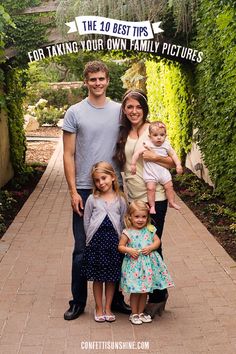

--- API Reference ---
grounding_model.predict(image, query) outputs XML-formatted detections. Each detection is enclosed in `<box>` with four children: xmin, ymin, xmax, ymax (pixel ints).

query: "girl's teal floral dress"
<box><xmin>120</xmin><ymin>225</ymin><xmax>174</xmax><ymax>293</ymax></box>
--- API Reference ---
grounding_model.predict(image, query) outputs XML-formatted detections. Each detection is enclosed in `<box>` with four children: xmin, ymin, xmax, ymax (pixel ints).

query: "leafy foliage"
<box><xmin>168</xmin><ymin>0</ymin><xmax>198</xmax><ymax>39</ymax></box>
<box><xmin>1</xmin><ymin>0</ymin><xmax>235</xmax><ymax>211</ymax></box>
<box><xmin>1</xmin><ymin>0</ymin><xmax>52</xmax><ymax>67</ymax></box>
<box><xmin>192</xmin><ymin>0</ymin><xmax>236</xmax><ymax>206</ymax></box>
<box><xmin>0</xmin><ymin>4</ymin><xmax>15</xmax><ymax>110</ymax></box>
<box><xmin>0</xmin><ymin>165</ymin><xmax>45</xmax><ymax>239</ymax></box>
<box><xmin>25</xmin><ymin>54</ymin><xmax>128</xmax><ymax>102</ymax></box>
<box><xmin>0</xmin><ymin>0</ymin><xmax>51</xmax><ymax>182</ymax></box>
<box><xmin>173</xmin><ymin>170</ymin><xmax>236</xmax><ymax>245</ymax></box>
<box><xmin>0</xmin><ymin>190</ymin><xmax>16</xmax><ymax>234</ymax></box>
<box><xmin>4</xmin><ymin>67</ymin><xmax>28</xmax><ymax>173</ymax></box>
<box><xmin>146</xmin><ymin>59</ymin><xmax>193</xmax><ymax>161</ymax></box>
<box><xmin>34</xmin><ymin>99</ymin><xmax>64</xmax><ymax>126</ymax></box>
<box><xmin>6</xmin><ymin>13</ymin><xmax>51</xmax><ymax>67</ymax></box>
<box><xmin>104</xmin><ymin>59</ymin><xmax>129</xmax><ymax>101</ymax></box>
<box><xmin>0</xmin><ymin>4</ymin><xmax>16</xmax><ymax>63</ymax></box>
<box><xmin>1</xmin><ymin>0</ymin><xmax>41</xmax><ymax>13</ymax></box>
<box><xmin>35</xmin><ymin>105</ymin><xmax>63</xmax><ymax>126</ymax></box>
<box><xmin>40</xmin><ymin>88</ymin><xmax>69</xmax><ymax>108</ymax></box>
<box><xmin>121</xmin><ymin>60</ymin><xmax>146</xmax><ymax>92</ymax></box>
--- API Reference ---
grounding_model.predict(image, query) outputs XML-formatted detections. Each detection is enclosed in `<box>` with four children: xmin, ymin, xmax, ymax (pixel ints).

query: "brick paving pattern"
<box><xmin>0</xmin><ymin>140</ymin><xmax>235</xmax><ymax>354</ymax></box>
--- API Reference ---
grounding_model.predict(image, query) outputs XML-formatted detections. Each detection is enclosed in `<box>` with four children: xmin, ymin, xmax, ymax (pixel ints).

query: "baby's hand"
<box><xmin>141</xmin><ymin>246</ymin><xmax>152</xmax><ymax>255</ymax></box>
<box><xmin>176</xmin><ymin>165</ymin><xmax>183</xmax><ymax>175</ymax></box>
<box><xmin>129</xmin><ymin>248</ymin><xmax>140</xmax><ymax>259</ymax></box>
<box><xmin>130</xmin><ymin>164</ymin><xmax>136</xmax><ymax>175</ymax></box>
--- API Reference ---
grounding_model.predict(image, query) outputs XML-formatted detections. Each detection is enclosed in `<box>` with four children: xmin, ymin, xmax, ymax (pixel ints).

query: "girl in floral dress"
<box><xmin>118</xmin><ymin>200</ymin><xmax>174</xmax><ymax>325</ymax></box>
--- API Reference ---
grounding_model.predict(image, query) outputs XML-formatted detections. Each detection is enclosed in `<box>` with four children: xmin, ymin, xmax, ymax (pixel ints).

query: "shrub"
<box><xmin>35</xmin><ymin>105</ymin><xmax>63</xmax><ymax>126</ymax></box>
<box><xmin>0</xmin><ymin>191</ymin><xmax>17</xmax><ymax>212</ymax></box>
<box><xmin>40</xmin><ymin>87</ymin><xmax>69</xmax><ymax>108</ymax></box>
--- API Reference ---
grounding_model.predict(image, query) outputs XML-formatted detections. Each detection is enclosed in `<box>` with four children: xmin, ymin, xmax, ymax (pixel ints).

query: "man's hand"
<box><xmin>70</xmin><ymin>191</ymin><xmax>84</xmax><ymax>216</ymax></box>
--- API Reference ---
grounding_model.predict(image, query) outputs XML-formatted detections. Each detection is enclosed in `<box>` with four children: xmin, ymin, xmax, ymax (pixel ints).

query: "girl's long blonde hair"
<box><xmin>91</xmin><ymin>161</ymin><xmax>122</xmax><ymax>197</ymax></box>
<box><xmin>124</xmin><ymin>200</ymin><xmax>151</xmax><ymax>228</ymax></box>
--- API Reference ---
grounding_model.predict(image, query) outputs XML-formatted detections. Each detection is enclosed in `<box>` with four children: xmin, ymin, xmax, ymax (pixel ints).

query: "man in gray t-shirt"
<box><xmin>63</xmin><ymin>96</ymin><xmax>121</xmax><ymax>189</ymax></box>
<box><xmin>62</xmin><ymin>60</ymin><xmax>130</xmax><ymax>321</ymax></box>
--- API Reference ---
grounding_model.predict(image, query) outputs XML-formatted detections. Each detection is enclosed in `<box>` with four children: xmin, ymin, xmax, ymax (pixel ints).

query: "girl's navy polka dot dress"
<box><xmin>81</xmin><ymin>215</ymin><xmax>122</xmax><ymax>282</ymax></box>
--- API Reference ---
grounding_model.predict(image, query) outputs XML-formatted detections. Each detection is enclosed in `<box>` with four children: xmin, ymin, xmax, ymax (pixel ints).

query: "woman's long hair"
<box><xmin>114</xmin><ymin>89</ymin><xmax>149</xmax><ymax>170</ymax></box>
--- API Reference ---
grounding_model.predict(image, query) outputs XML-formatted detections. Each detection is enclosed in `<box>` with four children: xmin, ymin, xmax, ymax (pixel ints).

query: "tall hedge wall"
<box><xmin>145</xmin><ymin>59</ymin><xmax>193</xmax><ymax>162</ymax></box>
<box><xmin>5</xmin><ymin>67</ymin><xmax>27</xmax><ymax>173</ymax></box>
<box><xmin>192</xmin><ymin>0</ymin><xmax>236</xmax><ymax>206</ymax></box>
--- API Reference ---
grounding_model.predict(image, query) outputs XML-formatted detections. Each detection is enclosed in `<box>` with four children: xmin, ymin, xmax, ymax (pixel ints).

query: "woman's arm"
<box><xmin>118</xmin><ymin>234</ymin><xmax>140</xmax><ymax>259</ymax></box>
<box><xmin>131</xmin><ymin>146</ymin><xmax>147</xmax><ymax>174</ymax></box>
<box><xmin>141</xmin><ymin>234</ymin><xmax>161</xmax><ymax>255</ymax></box>
<box><xmin>120</xmin><ymin>197</ymin><xmax>128</xmax><ymax>226</ymax></box>
<box><xmin>142</xmin><ymin>149</ymin><xmax>175</xmax><ymax>169</ymax></box>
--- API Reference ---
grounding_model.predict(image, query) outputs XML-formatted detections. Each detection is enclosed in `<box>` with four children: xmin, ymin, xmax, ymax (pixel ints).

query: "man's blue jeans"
<box><xmin>70</xmin><ymin>189</ymin><xmax>91</xmax><ymax>307</ymax></box>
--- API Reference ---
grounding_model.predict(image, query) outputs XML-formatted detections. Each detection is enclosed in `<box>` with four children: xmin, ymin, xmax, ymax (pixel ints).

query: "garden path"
<box><xmin>0</xmin><ymin>140</ymin><xmax>236</xmax><ymax>354</ymax></box>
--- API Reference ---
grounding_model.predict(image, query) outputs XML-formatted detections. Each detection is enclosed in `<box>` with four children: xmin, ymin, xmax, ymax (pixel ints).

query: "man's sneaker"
<box><xmin>129</xmin><ymin>314</ymin><xmax>142</xmax><ymax>325</ymax></box>
<box><xmin>139</xmin><ymin>313</ymin><xmax>152</xmax><ymax>323</ymax></box>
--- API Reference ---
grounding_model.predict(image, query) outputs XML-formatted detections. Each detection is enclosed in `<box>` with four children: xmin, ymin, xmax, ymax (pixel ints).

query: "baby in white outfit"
<box><xmin>131</xmin><ymin>121</ymin><xmax>183</xmax><ymax>214</ymax></box>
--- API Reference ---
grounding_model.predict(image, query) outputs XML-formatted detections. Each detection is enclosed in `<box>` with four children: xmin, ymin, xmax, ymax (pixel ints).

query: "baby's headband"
<box><xmin>123</xmin><ymin>91</ymin><xmax>147</xmax><ymax>102</ymax></box>
<box><xmin>151</xmin><ymin>121</ymin><xmax>166</xmax><ymax>129</ymax></box>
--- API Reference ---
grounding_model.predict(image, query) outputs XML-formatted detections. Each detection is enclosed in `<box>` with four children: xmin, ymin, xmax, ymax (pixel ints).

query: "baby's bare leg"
<box><xmin>146</xmin><ymin>181</ymin><xmax>157</xmax><ymax>214</ymax></box>
<box><xmin>164</xmin><ymin>180</ymin><xmax>180</xmax><ymax>210</ymax></box>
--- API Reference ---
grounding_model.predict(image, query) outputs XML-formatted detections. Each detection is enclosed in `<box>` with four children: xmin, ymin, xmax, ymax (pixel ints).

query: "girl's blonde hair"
<box><xmin>124</xmin><ymin>200</ymin><xmax>151</xmax><ymax>228</ymax></box>
<box><xmin>91</xmin><ymin>161</ymin><xmax>121</xmax><ymax>197</ymax></box>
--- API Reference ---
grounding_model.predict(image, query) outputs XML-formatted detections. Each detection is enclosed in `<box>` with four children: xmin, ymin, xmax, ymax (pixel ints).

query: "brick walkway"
<box><xmin>0</xmin><ymin>140</ymin><xmax>236</xmax><ymax>354</ymax></box>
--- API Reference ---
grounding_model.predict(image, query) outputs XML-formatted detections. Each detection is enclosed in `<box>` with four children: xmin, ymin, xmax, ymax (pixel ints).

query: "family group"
<box><xmin>62</xmin><ymin>60</ymin><xmax>182</xmax><ymax>325</ymax></box>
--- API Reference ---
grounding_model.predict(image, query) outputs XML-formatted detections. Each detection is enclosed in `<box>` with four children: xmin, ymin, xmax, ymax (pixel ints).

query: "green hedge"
<box><xmin>192</xmin><ymin>0</ymin><xmax>236</xmax><ymax>207</ymax></box>
<box><xmin>145</xmin><ymin>59</ymin><xmax>193</xmax><ymax>162</ymax></box>
<box><xmin>5</xmin><ymin>67</ymin><xmax>27</xmax><ymax>173</ymax></box>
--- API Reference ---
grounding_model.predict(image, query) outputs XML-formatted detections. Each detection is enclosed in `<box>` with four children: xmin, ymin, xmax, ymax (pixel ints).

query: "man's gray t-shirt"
<box><xmin>62</xmin><ymin>98</ymin><xmax>121</xmax><ymax>189</ymax></box>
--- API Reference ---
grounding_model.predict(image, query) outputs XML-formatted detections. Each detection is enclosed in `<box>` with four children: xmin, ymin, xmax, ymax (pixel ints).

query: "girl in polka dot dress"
<box><xmin>118</xmin><ymin>200</ymin><xmax>174</xmax><ymax>325</ymax></box>
<box><xmin>81</xmin><ymin>161</ymin><xmax>127</xmax><ymax>322</ymax></box>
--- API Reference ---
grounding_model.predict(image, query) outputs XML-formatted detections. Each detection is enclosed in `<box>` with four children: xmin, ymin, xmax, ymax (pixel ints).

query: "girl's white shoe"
<box><xmin>139</xmin><ymin>313</ymin><xmax>152</xmax><ymax>323</ymax></box>
<box><xmin>129</xmin><ymin>313</ymin><xmax>142</xmax><ymax>325</ymax></box>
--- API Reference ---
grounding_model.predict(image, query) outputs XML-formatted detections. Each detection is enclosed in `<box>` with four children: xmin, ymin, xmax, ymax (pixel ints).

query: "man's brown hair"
<box><xmin>83</xmin><ymin>60</ymin><xmax>109</xmax><ymax>80</ymax></box>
